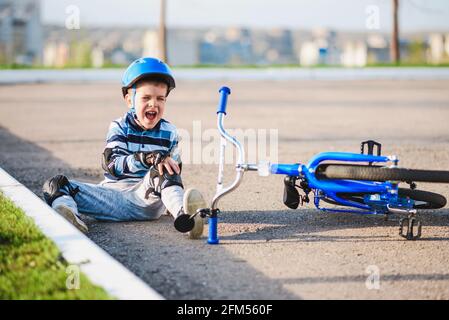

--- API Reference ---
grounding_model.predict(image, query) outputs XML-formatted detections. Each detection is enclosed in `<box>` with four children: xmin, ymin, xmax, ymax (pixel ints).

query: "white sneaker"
<box><xmin>53</xmin><ymin>203</ymin><xmax>88</xmax><ymax>234</ymax></box>
<box><xmin>183</xmin><ymin>188</ymin><xmax>207</xmax><ymax>239</ymax></box>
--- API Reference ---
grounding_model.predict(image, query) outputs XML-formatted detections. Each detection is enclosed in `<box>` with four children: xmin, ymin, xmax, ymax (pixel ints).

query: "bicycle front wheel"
<box><xmin>316</xmin><ymin>164</ymin><xmax>449</xmax><ymax>184</ymax></box>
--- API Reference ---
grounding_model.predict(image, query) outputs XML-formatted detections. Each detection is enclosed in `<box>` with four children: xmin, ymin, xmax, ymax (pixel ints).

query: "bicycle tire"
<box><xmin>397</xmin><ymin>188</ymin><xmax>446</xmax><ymax>209</ymax></box>
<box><xmin>321</xmin><ymin>188</ymin><xmax>446</xmax><ymax>209</ymax></box>
<box><xmin>316</xmin><ymin>164</ymin><xmax>449</xmax><ymax>183</ymax></box>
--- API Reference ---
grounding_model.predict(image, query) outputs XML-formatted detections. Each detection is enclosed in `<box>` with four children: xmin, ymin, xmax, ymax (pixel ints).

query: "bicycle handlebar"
<box><xmin>216</xmin><ymin>86</ymin><xmax>231</xmax><ymax>114</ymax></box>
<box><xmin>211</xmin><ymin>86</ymin><xmax>245</xmax><ymax>210</ymax></box>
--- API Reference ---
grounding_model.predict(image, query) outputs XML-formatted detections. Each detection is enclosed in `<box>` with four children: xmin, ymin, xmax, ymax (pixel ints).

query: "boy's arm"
<box><xmin>169</xmin><ymin>131</ymin><xmax>182</xmax><ymax>164</ymax></box>
<box><xmin>102</xmin><ymin>121</ymin><xmax>149</xmax><ymax>178</ymax></box>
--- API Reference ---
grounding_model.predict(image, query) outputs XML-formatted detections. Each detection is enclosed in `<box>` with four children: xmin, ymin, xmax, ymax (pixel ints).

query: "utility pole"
<box><xmin>391</xmin><ymin>0</ymin><xmax>400</xmax><ymax>64</ymax></box>
<box><xmin>159</xmin><ymin>0</ymin><xmax>167</xmax><ymax>62</ymax></box>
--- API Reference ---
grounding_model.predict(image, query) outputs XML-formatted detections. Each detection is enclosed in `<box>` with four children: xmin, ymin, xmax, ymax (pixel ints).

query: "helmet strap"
<box><xmin>131</xmin><ymin>84</ymin><xmax>137</xmax><ymax>111</ymax></box>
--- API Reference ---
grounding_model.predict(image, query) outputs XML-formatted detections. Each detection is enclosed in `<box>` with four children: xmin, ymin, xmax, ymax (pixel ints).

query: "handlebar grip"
<box><xmin>217</xmin><ymin>86</ymin><xmax>231</xmax><ymax>114</ymax></box>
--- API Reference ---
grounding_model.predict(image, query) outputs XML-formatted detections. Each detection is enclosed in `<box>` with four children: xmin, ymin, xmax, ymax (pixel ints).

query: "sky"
<box><xmin>41</xmin><ymin>0</ymin><xmax>449</xmax><ymax>32</ymax></box>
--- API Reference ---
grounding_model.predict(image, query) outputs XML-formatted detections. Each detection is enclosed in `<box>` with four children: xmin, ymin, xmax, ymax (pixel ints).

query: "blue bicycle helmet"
<box><xmin>121</xmin><ymin>57</ymin><xmax>176</xmax><ymax>97</ymax></box>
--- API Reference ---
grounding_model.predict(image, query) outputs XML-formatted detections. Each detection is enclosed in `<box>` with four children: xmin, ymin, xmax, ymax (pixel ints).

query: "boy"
<box><xmin>42</xmin><ymin>57</ymin><xmax>206</xmax><ymax>239</ymax></box>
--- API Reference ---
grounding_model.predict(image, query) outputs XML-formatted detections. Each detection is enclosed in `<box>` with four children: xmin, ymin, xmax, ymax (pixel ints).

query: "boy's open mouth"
<box><xmin>145</xmin><ymin>111</ymin><xmax>157</xmax><ymax>121</ymax></box>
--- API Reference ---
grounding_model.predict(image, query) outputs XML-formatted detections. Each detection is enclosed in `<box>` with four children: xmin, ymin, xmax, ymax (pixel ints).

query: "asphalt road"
<box><xmin>1</xmin><ymin>79</ymin><xmax>449</xmax><ymax>299</ymax></box>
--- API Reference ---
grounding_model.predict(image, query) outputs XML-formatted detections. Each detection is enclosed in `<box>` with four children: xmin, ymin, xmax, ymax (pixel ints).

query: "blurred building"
<box><xmin>168</xmin><ymin>29</ymin><xmax>201</xmax><ymax>65</ymax></box>
<box><xmin>199</xmin><ymin>29</ymin><xmax>229</xmax><ymax>64</ymax></box>
<box><xmin>339</xmin><ymin>33</ymin><xmax>389</xmax><ymax>67</ymax></box>
<box><xmin>39</xmin><ymin>24</ymin><xmax>449</xmax><ymax>68</ymax></box>
<box><xmin>143</xmin><ymin>29</ymin><xmax>200</xmax><ymax>65</ymax></box>
<box><xmin>297</xmin><ymin>29</ymin><xmax>424</xmax><ymax>67</ymax></box>
<box><xmin>43</xmin><ymin>26</ymin><xmax>145</xmax><ymax>67</ymax></box>
<box><xmin>252</xmin><ymin>28</ymin><xmax>296</xmax><ymax>65</ymax></box>
<box><xmin>0</xmin><ymin>0</ymin><xmax>42</xmax><ymax>65</ymax></box>
<box><xmin>428</xmin><ymin>33</ymin><xmax>449</xmax><ymax>64</ymax></box>
<box><xmin>199</xmin><ymin>27</ymin><xmax>253</xmax><ymax>65</ymax></box>
<box><xmin>297</xmin><ymin>29</ymin><xmax>340</xmax><ymax>66</ymax></box>
<box><xmin>43</xmin><ymin>42</ymin><xmax>69</xmax><ymax>67</ymax></box>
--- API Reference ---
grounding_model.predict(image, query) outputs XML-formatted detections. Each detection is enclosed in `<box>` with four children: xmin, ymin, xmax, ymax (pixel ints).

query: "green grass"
<box><xmin>0</xmin><ymin>193</ymin><xmax>113</xmax><ymax>299</ymax></box>
<box><xmin>177</xmin><ymin>62</ymin><xmax>449</xmax><ymax>68</ymax></box>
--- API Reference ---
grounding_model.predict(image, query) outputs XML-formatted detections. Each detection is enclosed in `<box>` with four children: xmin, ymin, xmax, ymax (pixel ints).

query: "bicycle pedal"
<box><xmin>399</xmin><ymin>217</ymin><xmax>422</xmax><ymax>240</ymax></box>
<box><xmin>361</xmin><ymin>140</ymin><xmax>382</xmax><ymax>156</ymax></box>
<box><xmin>361</xmin><ymin>140</ymin><xmax>382</xmax><ymax>165</ymax></box>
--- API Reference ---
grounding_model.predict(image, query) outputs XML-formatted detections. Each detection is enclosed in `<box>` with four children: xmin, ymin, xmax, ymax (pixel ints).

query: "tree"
<box><xmin>159</xmin><ymin>0</ymin><xmax>167</xmax><ymax>62</ymax></box>
<box><xmin>391</xmin><ymin>0</ymin><xmax>400</xmax><ymax>64</ymax></box>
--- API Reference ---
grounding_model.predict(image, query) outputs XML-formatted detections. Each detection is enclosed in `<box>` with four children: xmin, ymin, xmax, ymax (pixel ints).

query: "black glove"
<box><xmin>134</xmin><ymin>150</ymin><xmax>169</xmax><ymax>168</ymax></box>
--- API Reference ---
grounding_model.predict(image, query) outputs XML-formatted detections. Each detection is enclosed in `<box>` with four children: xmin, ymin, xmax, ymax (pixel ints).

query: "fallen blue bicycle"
<box><xmin>193</xmin><ymin>86</ymin><xmax>449</xmax><ymax>244</ymax></box>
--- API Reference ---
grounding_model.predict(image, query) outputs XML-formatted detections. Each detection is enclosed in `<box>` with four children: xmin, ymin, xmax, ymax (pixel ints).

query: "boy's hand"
<box><xmin>135</xmin><ymin>150</ymin><xmax>167</xmax><ymax>167</ymax></box>
<box><xmin>157</xmin><ymin>156</ymin><xmax>180</xmax><ymax>176</ymax></box>
<box><xmin>135</xmin><ymin>151</ymin><xmax>180</xmax><ymax>175</ymax></box>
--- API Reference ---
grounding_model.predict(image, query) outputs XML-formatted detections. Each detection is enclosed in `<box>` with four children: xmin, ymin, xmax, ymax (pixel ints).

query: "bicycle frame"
<box><xmin>206</xmin><ymin>86</ymin><xmax>415</xmax><ymax>244</ymax></box>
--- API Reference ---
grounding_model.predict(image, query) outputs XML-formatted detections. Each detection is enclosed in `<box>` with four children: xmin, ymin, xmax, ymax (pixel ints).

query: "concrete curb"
<box><xmin>0</xmin><ymin>167</ymin><xmax>164</xmax><ymax>300</ymax></box>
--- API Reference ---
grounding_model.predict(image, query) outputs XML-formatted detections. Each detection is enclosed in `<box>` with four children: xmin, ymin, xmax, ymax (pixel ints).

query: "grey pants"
<box><xmin>56</xmin><ymin>171</ymin><xmax>184</xmax><ymax>222</ymax></box>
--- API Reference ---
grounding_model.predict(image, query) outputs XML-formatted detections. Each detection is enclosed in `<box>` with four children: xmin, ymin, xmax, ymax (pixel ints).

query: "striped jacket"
<box><xmin>102</xmin><ymin>111</ymin><xmax>180</xmax><ymax>181</ymax></box>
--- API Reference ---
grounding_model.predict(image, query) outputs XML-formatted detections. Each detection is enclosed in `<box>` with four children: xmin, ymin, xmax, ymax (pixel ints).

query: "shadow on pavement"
<box><xmin>0</xmin><ymin>125</ymin><xmax>299</xmax><ymax>299</ymax></box>
<box><xmin>279</xmin><ymin>273</ymin><xmax>449</xmax><ymax>285</ymax></box>
<box><xmin>217</xmin><ymin>209</ymin><xmax>449</xmax><ymax>243</ymax></box>
<box><xmin>0</xmin><ymin>126</ymin><xmax>102</xmax><ymax>194</ymax></box>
